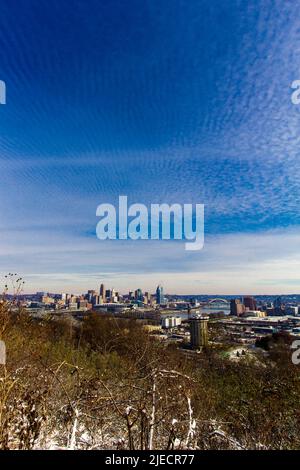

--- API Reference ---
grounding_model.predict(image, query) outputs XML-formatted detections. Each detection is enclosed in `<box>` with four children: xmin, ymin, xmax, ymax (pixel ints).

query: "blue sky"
<box><xmin>1</xmin><ymin>0</ymin><xmax>300</xmax><ymax>294</ymax></box>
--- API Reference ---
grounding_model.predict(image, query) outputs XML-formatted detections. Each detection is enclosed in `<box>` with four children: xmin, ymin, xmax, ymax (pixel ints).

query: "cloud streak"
<box><xmin>1</xmin><ymin>1</ymin><xmax>300</xmax><ymax>293</ymax></box>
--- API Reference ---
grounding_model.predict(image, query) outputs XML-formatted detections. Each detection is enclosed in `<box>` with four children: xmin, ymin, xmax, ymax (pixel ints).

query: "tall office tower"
<box><xmin>274</xmin><ymin>296</ymin><xmax>283</xmax><ymax>314</ymax></box>
<box><xmin>230</xmin><ymin>298</ymin><xmax>245</xmax><ymax>316</ymax></box>
<box><xmin>92</xmin><ymin>294</ymin><xmax>100</xmax><ymax>305</ymax></box>
<box><xmin>36</xmin><ymin>291</ymin><xmax>45</xmax><ymax>302</ymax></box>
<box><xmin>128</xmin><ymin>291</ymin><xmax>134</xmax><ymax>300</ymax></box>
<box><xmin>156</xmin><ymin>285</ymin><xmax>164</xmax><ymax>305</ymax></box>
<box><xmin>189</xmin><ymin>315</ymin><xmax>209</xmax><ymax>349</ymax></box>
<box><xmin>135</xmin><ymin>288</ymin><xmax>143</xmax><ymax>301</ymax></box>
<box><xmin>144</xmin><ymin>291</ymin><xmax>150</xmax><ymax>304</ymax></box>
<box><xmin>87</xmin><ymin>289</ymin><xmax>96</xmax><ymax>302</ymax></box>
<box><xmin>100</xmin><ymin>284</ymin><xmax>106</xmax><ymax>302</ymax></box>
<box><xmin>243</xmin><ymin>296</ymin><xmax>257</xmax><ymax>311</ymax></box>
<box><xmin>105</xmin><ymin>289</ymin><xmax>111</xmax><ymax>301</ymax></box>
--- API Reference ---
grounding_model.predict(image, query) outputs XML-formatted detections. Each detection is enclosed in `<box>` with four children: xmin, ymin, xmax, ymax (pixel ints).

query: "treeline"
<box><xmin>1</xmin><ymin>301</ymin><xmax>300</xmax><ymax>450</ymax></box>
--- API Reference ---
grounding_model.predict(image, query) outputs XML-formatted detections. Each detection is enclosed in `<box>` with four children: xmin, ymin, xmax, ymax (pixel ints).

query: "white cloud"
<box><xmin>1</xmin><ymin>227</ymin><xmax>300</xmax><ymax>294</ymax></box>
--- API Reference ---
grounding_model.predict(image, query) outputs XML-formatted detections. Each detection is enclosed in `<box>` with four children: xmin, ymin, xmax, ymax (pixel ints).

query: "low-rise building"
<box><xmin>161</xmin><ymin>316</ymin><xmax>182</xmax><ymax>329</ymax></box>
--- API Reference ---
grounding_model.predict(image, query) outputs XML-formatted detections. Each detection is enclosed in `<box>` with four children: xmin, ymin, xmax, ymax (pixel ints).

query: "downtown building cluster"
<box><xmin>21</xmin><ymin>284</ymin><xmax>165</xmax><ymax>312</ymax></box>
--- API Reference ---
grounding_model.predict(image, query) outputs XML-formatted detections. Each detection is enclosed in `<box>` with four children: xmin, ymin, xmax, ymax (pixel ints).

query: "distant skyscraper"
<box><xmin>243</xmin><ymin>296</ymin><xmax>257</xmax><ymax>311</ymax></box>
<box><xmin>135</xmin><ymin>288</ymin><xmax>143</xmax><ymax>302</ymax></box>
<box><xmin>230</xmin><ymin>298</ymin><xmax>245</xmax><ymax>316</ymax></box>
<box><xmin>274</xmin><ymin>296</ymin><xmax>283</xmax><ymax>314</ymax></box>
<box><xmin>189</xmin><ymin>316</ymin><xmax>209</xmax><ymax>349</ymax></box>
<box><xmin>92</xmin><ymin>294</ymin><xmax>100</xmax><ymax>305</ymax></box>
<box><xmin>100</xmin><ymin>284</ymin><xmax>106</xmax><ymax>302</ymax></box>
<box><xmin>87</xmin><ymin>289</ymin><xmax>96</xmax><ymax>302</ymax></box>
<box><xmin>156</xmin><ymin>285</ymin><xmax>164</xmax><ymax>305</ymax></box>
<box><xmin>144</xmin><ymin>291</ymin><xmax>150</xmax><ymax>304</ymax></box>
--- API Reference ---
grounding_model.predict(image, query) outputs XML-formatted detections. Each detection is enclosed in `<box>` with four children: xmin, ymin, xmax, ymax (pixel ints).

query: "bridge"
<box><xmin>207</xmin><ymin>298</ymin><xmax>229</xmax><ymax>305</ymax></box>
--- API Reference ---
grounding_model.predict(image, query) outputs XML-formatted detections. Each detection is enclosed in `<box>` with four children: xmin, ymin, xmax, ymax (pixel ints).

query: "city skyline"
<box><xmin>5</xmin><ymin>276</ymin><xmax>300</xmax><ymax>298</ymax></box>
<box><xmin>1</xmin><ymin>1</ymin><xmax>300</xmax><ymax>294</ymax></box>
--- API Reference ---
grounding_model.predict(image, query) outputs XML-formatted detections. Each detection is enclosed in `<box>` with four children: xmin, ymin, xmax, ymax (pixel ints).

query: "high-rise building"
<box><xmin>86</xmin><ymin>290</ymin><xmax>96</xmax><ymax>302</ymax></box>
<box><xmin>100</xmin><ymin>284</ymin><xmax>106</xmax><ymax>302</ymax></box>
<box><xmin>285</xmin><ymin>306</ymin><xmax>297</xmax><ymax>316</ymax></box>
<box><xmin>110</xmin><ymin>288</ymin><xmax>117</xmax><ymax>302</ymax></box>
<box><xmin>156</xmin><ymin>285</ymin><xmax>164</xmax><ymax>305</ymax></box>
<box><xmin>128</xmin><ymin>291</ymin><xmax>134</xmax><ymax>300</ymax></box>
<box><xmin>135</xmin><ymin>288</ymin><xmax>143</xmax><ymax>302</ymax></box>
<box><xmin>189</xmin><ymin>315</ymin><xmax>209</xmax><ymax>349</ymax></box>
<box><xmin>272</xmin><ymin>297</ymin><xmax>285</xmax><ymax>315</ymax></box>
<box><xmin>143</xmin><ymin>292</ymin><xmax>150</xmax><ymax>304</ymax></box>
<box><xmin>230</xmin><ymin>298</ymin><xmax>245</xmax><ymax>316</ymax></box>
<box><xmin>274</xmin><ymin>296</ymin><xmax>282</xmax><ymax>310</ymax></box>
<box><xmin>243</xmin><ymin>296</ymin><xmax>257</xmax><ymax>311</ymax></box>
<box><xmin>92</xmin><ymin>294</ymin><xmax>100</xmax><ymax>305</ymax></box>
